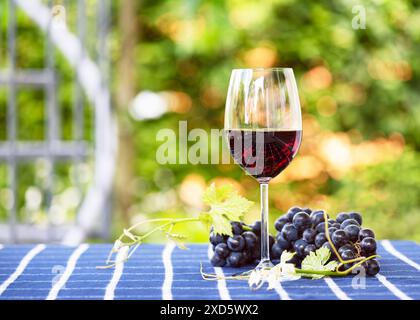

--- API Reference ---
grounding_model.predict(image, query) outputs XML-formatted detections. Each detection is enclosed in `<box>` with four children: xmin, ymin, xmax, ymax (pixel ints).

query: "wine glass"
<box><xmin>224</xmin><ymin>68</ymin><xmax>302</xmax><ymax>270</ymax></box>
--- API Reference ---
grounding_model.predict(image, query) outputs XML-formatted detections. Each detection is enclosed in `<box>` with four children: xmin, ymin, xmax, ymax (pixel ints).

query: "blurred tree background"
<box><xmin>1</xmin><ymin>0</ymin><xmax>419</xmax><ymax>242</ymax></box>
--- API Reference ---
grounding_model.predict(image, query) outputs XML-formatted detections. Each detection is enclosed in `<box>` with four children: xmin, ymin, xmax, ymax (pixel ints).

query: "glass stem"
<box><xmin>260</xmin><ymin>182</ymin><xmax>270</xmax><ymax>265</ymax></box>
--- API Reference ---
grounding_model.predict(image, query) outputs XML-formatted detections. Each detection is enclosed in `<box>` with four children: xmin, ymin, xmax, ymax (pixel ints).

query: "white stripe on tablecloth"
<box><xmin>381</xmin><ymin>240</ymin><xmax>420</xmax><ymax>271</ymax></box>
<box><xmin>46</xmin><ymin>244</ymin><xmax>89</xmax><ymax>300</ymax></box>
<box><xmin>273</xmin><ymin>283</ymin><xmax>291</xmax><ymax>300</ymax></box>
<box><xmin>324</xmin><ymin>277</ymin><xmax>351</xmax><ymax>300</ymax></box>
<box><xmin>207</xmin><ymin>245</ymin><xmax>231</xmax><ymax>300</ymax></box>
<box><xmin>0</xmin><ymin>244</ymin><xmax>3</xmax><ymax>251</ymax></box>
<box><xmin>0</xmin><ymin>244</ymin><xmax>45</xmax><ymax>296</ymax></box>
<box><xmin>104</xmin><ymin>247</ymin><xmax>128</xmax><ymax>300</ymax></box>
<box><xmin>375</xmin><ymin>274</ymin><xmax>412</xmax><ymax>300</ymax></box>
<box><xmin>162</xmin><ymin>242</ymin><xmax>176</xmax><ymax>300</ymax></box>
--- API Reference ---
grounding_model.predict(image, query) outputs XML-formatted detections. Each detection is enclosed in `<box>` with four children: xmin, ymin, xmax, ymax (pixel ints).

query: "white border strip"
<box><xmin>375</xmin><ymin>274</ymin><xmax>412</xmax><ymax>300</ymax></box>
<box><xmin>207</xmin><ymin>245</ymin><xmax>231</xmax><ymax>300</ymax></box>
<box><xmin>0</xmin><ymin>244</ymin><xmax>45</xmax><ymax>296</ymax></box>
<box><xmin>324</xmin><ymin>277</ymin><xmax>351</xmax><ymax>300</ymax></box>
<box><xmin>162</xmin><ymin>242</ymin><xmax>176</xmax><ymax>300</ymax></box>
<box><xmin>46</xmin><ymin>244</ymin><xmax>89</xmax><ymax>300</ymax></box>
<box><xmin>0</xmin><ymin>244</ymin><xmax>3</xmax><ymax>251</ymax></box>
<box><xmin>104</xmin><ymin>247</ymin><xmax>127</xmax><ymax>300</ymax></box>
<box><xmin>381</xmin><ymin>240</ymin><xmax>420</xmax><ymax>271</ymax></box>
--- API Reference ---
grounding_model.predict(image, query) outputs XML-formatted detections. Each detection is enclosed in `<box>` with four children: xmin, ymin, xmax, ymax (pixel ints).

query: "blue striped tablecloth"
<box><xmin>0</xmin><ymin>241</ymin><xmax>419</xmax><ymax>300</ymax></box>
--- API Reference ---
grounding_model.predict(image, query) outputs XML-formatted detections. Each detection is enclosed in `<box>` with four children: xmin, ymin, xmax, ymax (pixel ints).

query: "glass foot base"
<box><xmin>255</xmin><ymin>259</ymin><xmax>274</xmax><ymax>271</ymax></box>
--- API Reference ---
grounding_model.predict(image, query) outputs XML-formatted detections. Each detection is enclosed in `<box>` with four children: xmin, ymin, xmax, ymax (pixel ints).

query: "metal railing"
<box><xmin>0</xmin><ymin>0</ymin><xmax>116</xmax><ymax>244</ymax></box>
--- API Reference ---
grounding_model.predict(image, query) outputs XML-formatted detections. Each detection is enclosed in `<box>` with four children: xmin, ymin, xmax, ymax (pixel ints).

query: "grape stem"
<box><xmin>295</xmin><ymin>269</ymin><xmax>343</xmax><ymax>277</ymax></box>
<box><xmin>98</xmin><ymin>217</ymin><xmax>200</xmax><ymax>269</ymax></box>
<box><xmin>139</xmin><ymin>217</ymin><xmax>199</xmax><ymax>240</ymax></box>
<box><xmin>323</xmin><ymin>211</ymin><xmax>347</xmax><ymax>264</ymax></box>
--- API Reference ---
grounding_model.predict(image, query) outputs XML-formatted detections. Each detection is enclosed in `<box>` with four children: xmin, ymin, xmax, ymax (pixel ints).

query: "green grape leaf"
<box><xmin>199</xmin><ymin>183</ymin><xmax>253</xmax><ymax>236</ymax></box>
<box><xmin>301</xmin><ymin>247</ymin><xmax>339</xmax><ymax>279</ymax></box>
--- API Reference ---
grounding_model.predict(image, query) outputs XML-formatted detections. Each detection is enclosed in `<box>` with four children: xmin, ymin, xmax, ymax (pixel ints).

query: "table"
<box><xmin>0</xmin><ymin>241</ymin><xmax>419</xmax><ymax>300</ymax></box>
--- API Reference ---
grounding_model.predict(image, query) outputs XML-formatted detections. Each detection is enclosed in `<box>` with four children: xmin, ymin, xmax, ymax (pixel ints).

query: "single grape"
<box><xmin>327</xmin><ymin>219</ymin><xmax>336</xmax><ymax>225</ymax></box>
<box><xmin>274</xmin><ymin>215</ymin><xmax>289</xmax><ymax>232</ymax></box>
<box><xmin>252</xmin><ymin>221</ymin><xmax>261</xmax><ymax>235</ymax></box>
<box><xmin>242</xmin><ymin>231</ymin><xmax>258</xmax><ymax>250</ymax></box>
<box><xmin>271</xmin><ymin>243</ymin><xmax>284</xmax><ymax>259</ymax></box>
<box><xmin>301</xmin><ymin>207</ymin><xmax>312</xmax><ymax>215</ymax></box>
<box><xmin>241</xmin><ymin>250</ymin><xmax>252</xmax><ymax>265</ymax></box>
<box><xmin>252</xmin><ymin>244</ymin><xmax>261</xmax><ymax>259</ymax></box>
<box><xmin>342</xmin><ymin>263</ymin><xmax>354</xmax><ymax>271</ymax></box>
<box><xmin>288</xmin><ymin>254</ymin><xmax>302</xmax><ymax>267</ymax></box>
<box><xmin>294</xmin><ymin>239</ymin><xmax>308</xmax><ymax>258</ymax></box>
<box><xmin>348</xmin><ymin>212</ymin><xmax>362</xmax><ymax>226</ymax></box>
<box><xmin>328</xmin><ymin>227</ymin><xmax>338</xmax><ymax>237</ymax></box>
<box><xmin>303</xmin><ymin>244</ymin><xmax>317</xmax><ymax>256</ymax></box>
<box><xmin>340</xmin><ymin>249</ymin><xmax>356</xmax><ymax>261</ymax></box>
<box><xmin>281</xmin><ymin>223</ymin><xmax>299</xmax><ymax>242</ymax></box>
<box><xmin>343</xmin><ymin>224</ymin><xmax>360</xmax><ymax>243</ymax></box>
<box><xmin>332</xmin><ymin>230</ymin><xmax>349</xmax><ymax>247</ymax></box>
<box><xmin>209</xmin><ymin>232</ymin><xmax>227</xmax><ymax>246</ymax></box>
<box><xmin>359</xmin><ymin>228</ymin><xmax>375</xmax><ymax>241</ymax></box>
<box><xmin>315</xmin><ymin>232</ymin><xmax>327</xmax><ymax>248</ymax></box>
<box><xmin>360</xmin><ymin>237</ymin><xmax>377</xmax><ymax>255</ymax></box>
<box><xmin>214</xmin><ymin>243</ymin><xmax>230</xmax><ymax>258</ymax></box>
<box><xmin>340</xmin><ymin>218</ymin><xmax>360</xmax><ymax>229</ymax></box>
<box><xmin>227</xmin><ymin>235</ymin><xmax>245</xmax><ymax>252</ymax></box>
<box><xmin>269</xmin><ymin>235</ymin><xmax>275</xmax><ymax>249</ymax></box>
<box><xmin>286</xmin><ymin>207</ymin><xmax>302</xmax><ymax>221</ymax></box>
<box><xmin>363</xmin><ymin>259</ymin><xmax>380</xmax><ymax>276</ymax></box>
<box><xmin>331</xmin><ymin>222</ymin><xmax>341</xmax><ymax>229</ymax></box>
<box><xmin>338</xmin><ymin>244</ymin><xmax>356</xmax><ymax>256</ymax></box>
<box><xmin>276</xmin><ymin>234</ymin><xmax>291</xmax><ymax>250</ymax></box>
<box><xmin>288</xmin><ymin>206</ymin><xmax>303</xmax><ymax>214</ymax></box>
<box><xmin>292</xmin><ymin>212</ymin><xmax>312</xmax><ymax>231</ymax></box>
<box><xmin>210</xmin><ymin>254</ymin><xmax>226</xmax><ymax>267</ymax></box>
<box><xmin>303</xmin><ymin>228</ymin><xmax>317</xmax><ymax>244</ymax></box>
<box><xmin>336</xmin><ymin>212</ymin><xmax>350</xmax><ymax>224</ymax></box>
<box><xmin>227</xmin><ymin>252</ymin><xmax>243</xmax><ymax>267</ymax></box>
<box><xmin>231</xmin><ymin>221</ymin><xmax>244</xmax><ymax>235</ymax></box>
<box><xmin>310</xmin><ymin>210</ymin><xmax>326</xmax><ymax>226</ymax></box>
<box><xmin>316</xmin><ymin>222</ymin><xmax>327</xmax><ymax>233</ymax></box>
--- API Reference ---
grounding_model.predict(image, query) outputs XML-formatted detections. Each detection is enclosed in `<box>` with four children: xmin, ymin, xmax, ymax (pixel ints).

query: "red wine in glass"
<box><xmin>227</xmin><ymin>129</ymin><xmax>302</xmax><ymax>182</ymax></box>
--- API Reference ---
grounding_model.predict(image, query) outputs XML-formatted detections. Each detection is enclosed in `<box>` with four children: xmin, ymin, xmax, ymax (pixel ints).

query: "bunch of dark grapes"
<box><xmin>209</xmin><ymin>207</ymin><xmax>380</xmax><ymax>276</ymax></box>
<box><xmin>209</xmin><ymin>221</ymin><xmax>275</xmax><ymax>268</ymax></box>
<box><xmin>274</xmin><ymin>207</ymin><xmax>380</xmax><ymax>276</ymax></box>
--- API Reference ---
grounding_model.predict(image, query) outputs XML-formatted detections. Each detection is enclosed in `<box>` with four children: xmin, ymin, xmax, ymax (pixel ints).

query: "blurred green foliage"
<box><xmin>0</xmin><ymin>0</ymin><xmax>419</xmax><ymax>241</ymax></box>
